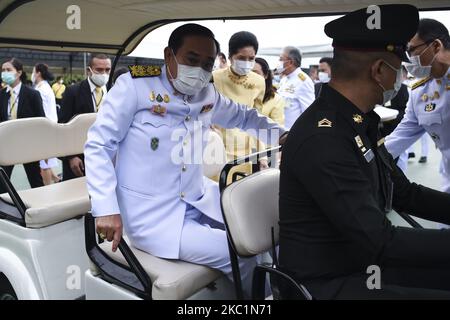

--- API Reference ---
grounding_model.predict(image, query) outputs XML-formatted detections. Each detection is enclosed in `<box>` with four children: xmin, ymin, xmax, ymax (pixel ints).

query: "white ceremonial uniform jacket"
<box><xmin>278</xmin><ymin>67</ymin><xmax>315</xmax><ymax>129</ymax></box>
<box><xmin>85</xmin><ymin>65</ymin><xmax>285</xmax><ymax>259</ymax></box>
<box><xmin>386</xmin><ymin>69</ymin><xmax>450</xmax><ymax>182</ymax></box>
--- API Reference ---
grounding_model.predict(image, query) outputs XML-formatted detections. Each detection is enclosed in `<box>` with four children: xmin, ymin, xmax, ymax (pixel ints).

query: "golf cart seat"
<box><xmin>0</xmin><ymin>114</ymin><xmax>95</xmax><ymax>228</ymax></box>
<box><xmin>98</xmin><ymin>236</ymin><xmax>223</xmax><ymax>300</ymax></box>
<box><xmin>0</xmin><ymin>177</ymin><xmax>89</xmax><ymax>228</ymax></box>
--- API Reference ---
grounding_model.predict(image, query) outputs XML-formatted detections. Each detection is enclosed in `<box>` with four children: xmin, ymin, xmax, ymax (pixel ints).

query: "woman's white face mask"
<box><xmin>232</xmin><ymin>59</ymin><xmax>255</xmax><ymax>76</ymax></box>
<box><xmin>168</xmin><ymin>49</ymin><xmax>212</xmax><ymax>96</ymax></box>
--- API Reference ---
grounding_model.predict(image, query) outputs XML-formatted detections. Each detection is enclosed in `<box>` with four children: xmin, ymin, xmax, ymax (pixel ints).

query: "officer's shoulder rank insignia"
<box><xmin>318</xmin><ymin>118</ymin><xmax>332</xmax><ymax>128</ymax></box>
<box><xmin>425</xmin><ymin>103</ymin><xmax>436</xmax><ymax>112</ymax></box>
<box><xmin>412</xmin><ymin>77</ymin><xmax>431</xmax><ymax>90</ymax></box>
<box><xmin>200</xmin><ymin>104</ymin><xmax>214</xmax><ymax>113</ymax></box>
<box><xmin>151</xmin><ymin>137</ymin><xmax>159</xmax><ymax>151</ymax></box>
<box><xmin>353</xmin><ymin>114</ymin><xmax>363</xmax><ymax>124</ymax></box>
<box><xmin>151</xmin><ymin>104</ymin><xmax>167</xmax><ymax>116</ymax></box>
<box><xmin>128</xmin><ymin>65</ymin><xmax>161</xmax><ymax>78</ymax></box>
<box><xmin>298</xmin><ymin>72</ymin><xmax>306</xmax><ymax>81</ymax></box>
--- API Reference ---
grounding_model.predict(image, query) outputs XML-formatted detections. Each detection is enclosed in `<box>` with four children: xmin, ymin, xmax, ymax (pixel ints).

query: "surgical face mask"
<box><xmin>404</xmin><ymin>46</ymin><xmax>437</xmax><ymax>79</ymax></box>
<box><xmin>378</xmin><ymin>60</ymin><xmax>403</xmax><ymax>104</ymax></box>
<box><xmin>168</xmin><ymin>51</ymin><xmax>212</xmax><ymax>96</ymax></box>
<box><xmin>318</xmin><ymin>71</ymin><xmax>330</xmax><ymax>83</ymax></box>
<box><xmin>232</xmin><ymin>59</ymin><xmax>255</xmax><ymax>76</ymax></box>
<box><xmin>31</xmin><ymin>72</ymin><xmax>37</xmax><ymax>84</ymax></box>
<box><xmin>89</xmin><ymin>68</ymin><xmax>109</xmax><ymax>87</ymax></box>
<box><xmin>1</xmin><ymin>71</ymin><xmax>16</xmax><ymax>86</ymax></box>
<box><xmin>275</xmin><ymin>60</ymin><xmax>286</xmax><ymax>74</ymax></box>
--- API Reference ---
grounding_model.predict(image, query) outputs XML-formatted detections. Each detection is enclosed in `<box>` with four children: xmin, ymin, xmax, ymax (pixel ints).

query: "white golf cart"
<box><xmin>0</xmin><ymin>0</ymin><xmax>446</xmax><ymax>300</ymax></box>
<box><xmin>0</xmin><ymin>114</ymin><xmax>95</xmax><ymax>299</ymax></box>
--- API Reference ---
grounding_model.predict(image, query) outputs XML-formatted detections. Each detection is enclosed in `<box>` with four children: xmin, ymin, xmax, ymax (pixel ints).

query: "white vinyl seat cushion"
<box><xmin>99</xmin><ymin>238</ymin><xmax>222</xmax><ymax>300</ymax></box>
<box><xmin>0</xmin><ymin>177</ymin><xmax>90</xmax><ymax>228</ymax></box>
<box><xmin>221</xmin><ymin>169</ymin><xmax>280</xmax><ymax>256</ymax></box>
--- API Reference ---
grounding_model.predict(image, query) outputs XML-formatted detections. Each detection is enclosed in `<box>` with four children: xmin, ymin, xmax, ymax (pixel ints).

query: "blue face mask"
<box><xmin>1</xmin><ymin>71</ymin><xmax>17</xmax><ymax>86</ymax></box>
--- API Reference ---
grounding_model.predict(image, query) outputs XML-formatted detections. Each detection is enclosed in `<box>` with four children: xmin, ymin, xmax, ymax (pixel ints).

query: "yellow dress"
<box><xmin>254</xmin><ymin>92</ymin><xmax>285</xmax><ymax>127</ymax></box>
<box><xmin>213</xmin><ymin>67</ymin><xmax>266</xmax><ymax>159</ymax></box>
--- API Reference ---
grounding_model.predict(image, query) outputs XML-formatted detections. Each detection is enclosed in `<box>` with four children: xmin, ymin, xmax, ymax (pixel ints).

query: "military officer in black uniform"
<box><xmin>279</xmin><ymin>4</ymin><xmax>450</xmax><ymax>299</ymax></box>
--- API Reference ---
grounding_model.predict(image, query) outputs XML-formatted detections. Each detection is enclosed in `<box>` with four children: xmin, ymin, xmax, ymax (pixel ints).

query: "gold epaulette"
<box><xmin>411</xmin><ymin>77</ymin><xmax>432</xmax><ymax>90</ymax></box>
<box><xmin>128</xmin><ymin>65</ymin><xmax>161</xmax><ymax>78</ymax></box>
<box><xmin>298</xmin><ymin>72</ymin><xmax>306</xmax><ymax>81</ymax></box>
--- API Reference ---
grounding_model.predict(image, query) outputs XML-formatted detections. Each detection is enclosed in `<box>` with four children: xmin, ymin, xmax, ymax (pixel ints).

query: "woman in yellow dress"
<box><xmin>213</xmin><ymin>31</ymin><xmax>268</xmax><ymax>170</ymax></box>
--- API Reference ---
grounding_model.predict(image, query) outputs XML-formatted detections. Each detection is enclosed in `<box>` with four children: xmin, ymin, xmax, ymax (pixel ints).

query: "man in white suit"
<box><xmin>84</xmin><ymin>23</ymin><xmax>286</xmax><ymax>296</ymax></box>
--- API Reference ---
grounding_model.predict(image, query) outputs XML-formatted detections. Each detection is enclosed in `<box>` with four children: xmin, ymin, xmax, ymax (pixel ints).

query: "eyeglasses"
<box><xmin>406</xmin><ymin>40</ymin><xmax>434</xmax><ymax>56</ymax></box>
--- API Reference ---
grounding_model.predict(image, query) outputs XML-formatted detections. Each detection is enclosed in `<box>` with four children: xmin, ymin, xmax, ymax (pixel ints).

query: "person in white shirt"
<box><xmin>275</xmin><ymin>46</ymin><xmax>315</xmax><ymax>129</ymax></box>
<box><xmin>32</xmin><ymin>63</ymin><xmax>60</xmax><ymax>185</ymax></box>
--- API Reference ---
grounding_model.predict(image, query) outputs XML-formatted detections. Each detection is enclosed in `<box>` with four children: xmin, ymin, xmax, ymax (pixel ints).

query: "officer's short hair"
<box><xmin>319</xmin><ymin>57</ymin><xmax>333</xmax><ymax>67</ymax></box>
<box><xmin>284</xmin><ymin>46</ymin><xmax>302</xmax><ymax>68</ymax></box>
<box><xmin>89</xmin><ymin>53</ymin><xmax>111</xmax><ymax>67</ymax></box>
<box><xmin>169</xmin><ymin>23</ymin><xmax>220</xmax><ymax>55</ymax></box>
<box><xmin>228</xmin><ymin>31</ymin><xmax>259</xmax><ymax>57</ymax></box>
<box><xmin>331</xmin><ymin>49</ymin><xmax>391</xmax><ymax>81</ymax></box>
<box><xmin>417</xmin><ymin>18</ymin><xmax>450</xmax><ymax>49</ymax></box>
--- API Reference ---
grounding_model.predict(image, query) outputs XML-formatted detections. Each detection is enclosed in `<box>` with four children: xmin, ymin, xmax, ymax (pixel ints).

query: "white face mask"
<box><xmin>168</xmin><ymin>51</ymin><xmax>212</xmax><ymax>96</ymax></box>
<box><xmin>318</xmin><ymin>71</ymin><xmax>330</xmax><ymax>83</ymax></box>
<box><xmin>232</xmin><ymin>59</ymin><xmax>255</xmax><ymax>76</ymax></box>
<box><xmin>89</xmin><ymin>68</ymin><xmax>109</xmax><ymax>87</ymax></box>
<box><xmin>378</xmin><ymin>60</ymin><xmax>403</xmax><ymax>104</ymax></box>
<box><xmin>404</xmin><ymin>45</ymin><xmax>437</xmax><ymax>79</ymax></box>
<box><xmin>275</xmin><ymin>61</ymin><xmax>286</xmax><ymax>74</ymax></box>
<box><xmin>31</xmin><ymin>72</ymin><xmax>37</xmax><ymax>84</ymax></box>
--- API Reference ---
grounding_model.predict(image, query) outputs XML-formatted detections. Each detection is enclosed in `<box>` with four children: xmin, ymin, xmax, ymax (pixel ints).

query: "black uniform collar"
<box><xmin>319</xmin><ymin>84</ymin><xmax>380</xmax><ymax>141</ymax></box>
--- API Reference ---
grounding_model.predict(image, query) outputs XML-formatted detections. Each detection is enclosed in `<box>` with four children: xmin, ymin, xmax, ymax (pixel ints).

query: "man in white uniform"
<box><xmin>84</xmin><ymin>24</ymin><xmax>286</xmax><ymax>296</ymax></box>
<box><xmin>276</xmin><ymin>46</ymin><xmax>315</xmax><ymax>129</ymax></box>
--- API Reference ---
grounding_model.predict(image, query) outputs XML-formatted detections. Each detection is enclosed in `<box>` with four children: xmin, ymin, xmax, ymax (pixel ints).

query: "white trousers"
<box><xmin>179</xmin><ymin>205</ymin><xmax>257</xmax><ymax>298</ymax></box>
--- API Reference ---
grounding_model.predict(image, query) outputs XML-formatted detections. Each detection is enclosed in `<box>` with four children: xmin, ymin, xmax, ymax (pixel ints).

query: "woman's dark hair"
<box><xmin>35</xmin><ymin>63</ymin><xmax>54</xmax><ymax>82</ymax></box>
<box><xmin>229</xmin><ymin>31</ymin><xmax>259</xmax><ymax>57</ymax></box>
<box><xmin>418</xmin><ymin>18</ymin><xmax>450</xmax><ymax>49</ymax></box>
<box><xmin>169</xmin><ymin>23</ymin><xmax>220</xmax><ymax>55</ymax></box>
<box><xmin>3</xmin><ymin>58</ymin><xmax>27</xmax><ymax>83</ymax></box>
<box><xmin>255</xmin><ymin>57</ymin><xmax>275</xmax><ymax>103</ymax></box>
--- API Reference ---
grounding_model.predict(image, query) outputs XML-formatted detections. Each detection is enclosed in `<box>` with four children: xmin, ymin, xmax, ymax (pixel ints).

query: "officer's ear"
<box><xmin>432</xmin><ymin>39</ymin><xmax>444</xmax><ymax>54</ymax></box>
<box><xmin>370</xmin><ymin>59</ymin><xmax>385</xmax><ymax>84</ymax></box>
<box><xmin>163</xmin><ymin>47</ymin><xmax>172</xmax><ymax>63</ymax></box>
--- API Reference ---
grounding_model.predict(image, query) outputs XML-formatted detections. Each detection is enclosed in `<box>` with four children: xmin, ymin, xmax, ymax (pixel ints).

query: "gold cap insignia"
<box><xmin>353</xmin><ymin>114</ymin><xmax>363</xmax><ymax>124</ymax></box>
<box><xmin>318</xmin><ymin>118</ymin><xmax>332</xmax><ymax>128</ymax></box>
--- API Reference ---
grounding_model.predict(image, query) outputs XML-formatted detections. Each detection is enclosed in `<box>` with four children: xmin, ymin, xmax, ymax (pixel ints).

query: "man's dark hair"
<box><xmin>169</xmin><ymin>23</ymin><xmax>220</xmax><ymax>55</ymax></box>
<box><xmin>417</xmin><ymin>18</ymin><xmax>450</xmax><ymax>49</ymax></box>
<box><xmin>319</xmin><ymin>57</ymin><xmax>333</xmax><ymax>66</ymax></box>
<box><xmin>89</xmin><ymin>53</ymin><xmax>111</xmax><ymax>67</ymax></box>
<box><xmin>228</xmin><ymin>31</ymin><xmax>259</xmax><ymax>57</ymax></box>
<box><xmin>284</xmin><ymin>46</ymin><xmax>302</xmax><ymax>68</ymax></box>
